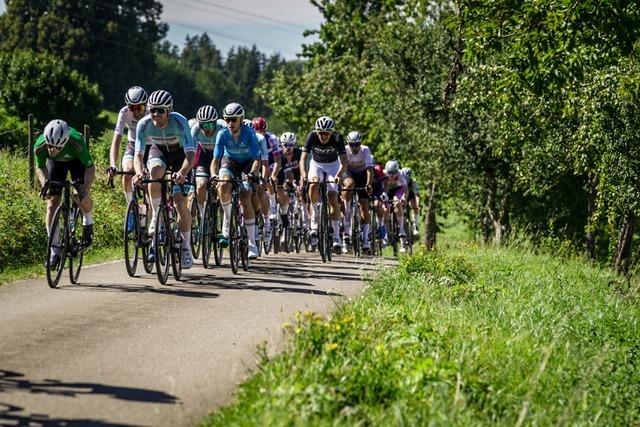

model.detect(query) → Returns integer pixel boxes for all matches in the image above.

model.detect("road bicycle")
[201,180,223,268]
[215,177,249,274]
[41,179,88,288]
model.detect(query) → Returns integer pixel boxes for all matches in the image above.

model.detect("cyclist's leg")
[323,160,343,248]
[276,182,289,228]
[307,160,321,238]
[147,145,168,233]
[267,163,278,219]
[72,159,95,245]
[257,182,271,241]
[121,142,136,203]
[217,158,235,245]
[45,159,66,259]
[194,145,211,216]
[341,173,355,241]
[239,161,259,258]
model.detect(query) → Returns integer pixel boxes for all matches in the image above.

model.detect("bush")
[0,106,27,150]
[0,50,107,133]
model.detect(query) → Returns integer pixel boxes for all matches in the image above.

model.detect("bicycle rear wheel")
[352,199,360,257]
[202,202,213,268]
[46,205,68,288]
[154,206,171,284]
[124,201,139,277]
[190,202,201,259]
[240,226,249,271]
[214,202,223,265]
[171,217,182,281]
[68,207,85,284]
[229,202,240,274]
[391,213,399,257]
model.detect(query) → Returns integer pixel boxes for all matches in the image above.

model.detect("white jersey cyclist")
[346,144,374,173]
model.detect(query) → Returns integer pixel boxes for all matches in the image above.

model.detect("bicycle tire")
[190,202,202,259]
[273,218,280,254]
[68,207,84,284]
[154,206,170,284]
[255,214,263,257]
[352,196,360,257]
[213,202,223,266]
[229,200,239,274]
[240,226,249,271]
[46,205,68,288]
[391,212,399,257]
[170,215,182,281]
[124,201,139,277]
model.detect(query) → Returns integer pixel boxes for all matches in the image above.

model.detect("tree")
[0,0,167,108]
[0,50,104,131]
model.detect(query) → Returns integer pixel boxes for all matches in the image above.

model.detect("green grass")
[202,238,640,426]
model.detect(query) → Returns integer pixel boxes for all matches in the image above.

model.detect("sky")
[0,0,324,60]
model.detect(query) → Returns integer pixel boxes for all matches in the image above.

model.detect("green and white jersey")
[34,127,94,168]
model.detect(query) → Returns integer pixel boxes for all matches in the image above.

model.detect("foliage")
[0,106,27,150]
[0,0,167,108]
[203,244,640,425]
[0,50,105,132]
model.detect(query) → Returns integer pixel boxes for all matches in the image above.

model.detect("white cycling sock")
[269,194,277,214]
[82,212,94,226]
[151,197,161,223]
[246,219,256,245]
[222,202,232,236]
[302,203,309,224]
[125,191,133,204]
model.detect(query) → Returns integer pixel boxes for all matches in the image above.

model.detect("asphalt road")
[0,250,388,427]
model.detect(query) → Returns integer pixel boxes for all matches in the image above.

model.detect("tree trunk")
[484,170,511,246]
[614,212,635,275]
[585,172,598,260]
[423,181,437,250]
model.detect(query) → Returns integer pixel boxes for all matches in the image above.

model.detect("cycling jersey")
[386,170,407,190]
[303,131,346,163]
[34,127,94,168]
[264,131,282,164]
[135,112,195,155]
[214,124,260,163]
[190,119,225,151]
[346,144,373,173]
[256,132,269,162]
[373,164,387,183]
[114,106,148,143]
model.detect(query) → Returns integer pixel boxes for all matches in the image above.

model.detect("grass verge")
[202,241,640,426]
[0,245,123,285]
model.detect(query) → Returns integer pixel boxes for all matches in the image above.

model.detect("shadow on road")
[1,401,144,427]
[0,370,178,404]
[58,282,220,299]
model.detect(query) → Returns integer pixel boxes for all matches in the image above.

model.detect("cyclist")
[401,167,420,238]
[252,117,283,243]
[107,86,149,218]
[132,90,196,268]
[341,131,374,253]
[300,116,348,252]
[384,159,409,252]
[278,132,308,228]
[191,105,225,218]
[210,102,262,259]
[372,161,388,245]
[35,119,96,266]
[250,117,274,248]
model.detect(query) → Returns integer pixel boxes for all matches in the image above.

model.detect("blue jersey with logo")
[256,132,269,162]
[191,119,225,151]
[135,112,195,154]
[214,124,260,162]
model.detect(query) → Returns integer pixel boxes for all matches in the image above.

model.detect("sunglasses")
[129,104,144,112]
[283,143,295,148]
[224,117,239,123]
[150,108,167,115]
[388,170,399,176]
[317,131,332,137]
[349,142,361,147]
[201,122,215,130]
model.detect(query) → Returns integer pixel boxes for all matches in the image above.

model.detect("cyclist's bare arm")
[177,151,195,178]
[109,133,123,170]
[300,152,308,179]
[211,158,221,177]
[36,167,48,188]
[271,157,282,180]
[337,153,348,179]
[261,159,269,180]
[250,159,261,175]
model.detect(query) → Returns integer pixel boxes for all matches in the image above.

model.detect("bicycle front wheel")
[46,205,68,288]
[171,219,182,281]
[68,207,85,284]
[229,202,240,275]
[124,201,139,277]
[154,207,171,284]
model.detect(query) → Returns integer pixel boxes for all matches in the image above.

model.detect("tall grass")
[203,242,640,426]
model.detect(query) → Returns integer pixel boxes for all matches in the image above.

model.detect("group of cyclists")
[36,85,421,280]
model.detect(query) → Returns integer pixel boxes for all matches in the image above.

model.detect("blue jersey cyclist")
[191,105,225,219]
[133,90,197,268]
[210,102,262,259]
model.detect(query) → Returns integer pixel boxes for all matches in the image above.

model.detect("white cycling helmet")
[125,86,148,105]
[148,90,173,109]
[385,160,400,174]
[314,116,335,132]
[281,132,297,144]
[401,167,412,177]
[346,131,362,144]
[242,118,254,128]
[196,105,218,123]
[223,102,245,118]
[44,119,70,148]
